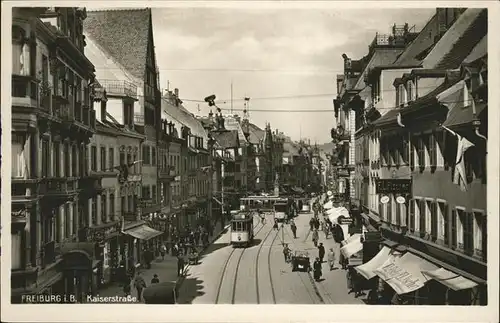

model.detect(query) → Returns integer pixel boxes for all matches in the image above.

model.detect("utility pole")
[230,81,233,114]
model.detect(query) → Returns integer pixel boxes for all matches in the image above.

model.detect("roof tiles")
[213,130,239,149]
[84,9,151,80]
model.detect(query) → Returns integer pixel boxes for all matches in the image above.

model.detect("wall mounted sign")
[380,195,390,204]
[376,179,411,195]
[396,196,406,204]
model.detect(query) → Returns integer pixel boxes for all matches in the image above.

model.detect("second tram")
[230,210,254,247]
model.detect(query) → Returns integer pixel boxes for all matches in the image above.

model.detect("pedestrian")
[318,243,325,263]
[160,244,167,260]
[133,273,146,302]
[311,229,319,247]
[327,248,336,270]
[332,223,345,268]
[283,244,291,262]
[194,229,200,246]
[273,219,279,230]
[313,257,322,281]
[314,218,320,230]
[202,231,209,247]
[290,221,297,239]
[309,217,315,231]
[151,274,160,284]
[177,252,185,277]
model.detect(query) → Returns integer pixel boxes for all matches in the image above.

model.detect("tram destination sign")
[376,179,412,195]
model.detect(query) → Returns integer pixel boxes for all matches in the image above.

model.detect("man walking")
[311,229,319,247]
[177,252,185,277]
[327,248,336,270]
[290,220,297,239]
[318,242,325,263]
[133,273,146,302]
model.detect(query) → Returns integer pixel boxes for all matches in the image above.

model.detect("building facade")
[11,7,102,302]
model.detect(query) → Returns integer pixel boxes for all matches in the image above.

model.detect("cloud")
[152,7,435,142]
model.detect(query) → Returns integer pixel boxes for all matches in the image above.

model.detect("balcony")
[127,174,142,182]
[12,75,38,108]
[39,178,79,200]
[159,168,176,180]
[122,211,137,222]
[79,174,103,198]
[99,79,138,100]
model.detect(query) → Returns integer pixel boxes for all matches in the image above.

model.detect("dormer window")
[398,84,406,107]
[407,80,414,102]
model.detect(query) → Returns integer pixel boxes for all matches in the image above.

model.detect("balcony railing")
[39,178,79,196]
[134,114,144,125]
[99,79,138,99]
[122,211,136,222]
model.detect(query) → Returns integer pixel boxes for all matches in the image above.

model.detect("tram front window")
[274,204,287,212]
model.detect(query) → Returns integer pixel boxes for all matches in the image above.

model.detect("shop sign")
[376,179,412,195]
[380,195,390,204]
[338,217,353,225]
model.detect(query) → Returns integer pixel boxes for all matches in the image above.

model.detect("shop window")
[100,146,106,172]
[91,145,97,171]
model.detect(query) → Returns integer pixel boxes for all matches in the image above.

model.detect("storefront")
[85,221,121,286]
[60,242,101,303]
[122,222,163,266]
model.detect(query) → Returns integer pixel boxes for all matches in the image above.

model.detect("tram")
[230,210,254,247]
[273,200,289,222]
[240,196,288,212]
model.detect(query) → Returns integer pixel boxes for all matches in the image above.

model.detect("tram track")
[255,222,281,304]
[214,213,267,304]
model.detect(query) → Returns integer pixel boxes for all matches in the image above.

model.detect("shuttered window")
[417,136,425,168]
[429,133,437,167]
[462,211,474,255]
[409,136,416,168]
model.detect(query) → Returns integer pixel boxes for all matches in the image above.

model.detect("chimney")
[174,88,179,98]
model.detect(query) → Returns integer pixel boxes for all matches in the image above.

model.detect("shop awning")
[340,234,363,258]
[292,186,305,194]
[373,252,439,295]
[123,224,163,241]
[422,268,478,291]
[326,207,350,223]
[356,246,400,280]
[323,201,333,210]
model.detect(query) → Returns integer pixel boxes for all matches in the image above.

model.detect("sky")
[151,7,435,143]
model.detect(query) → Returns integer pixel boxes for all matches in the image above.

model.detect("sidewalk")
[97,220,230,303]
[287,212,364,304]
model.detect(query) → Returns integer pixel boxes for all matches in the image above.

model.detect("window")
[12,133,26,178]
[437,201,449,244]
[398,84,405,106]
[133,152,138,174]
[65,203,71,238]
[52,142,60,177]
[409,136,416,169]
[109,193,115,220]
[100,146,106,171]
[395,198,401,226]
[121,196,126,213]
[417,136,425,168]
[11,232,22,269]
[429,134,437,167]
[128,194,134,212]
[91,146,97,171]
[91,198,97,226]
[101,194,107,223]
[64,143,70,177]
[142,145,150,165]
[430,201,438,241]
[109,148,114,170]
[119,150,125,166]
[152,147,156,166]
[401,136,409,165]
[407,81,413,102]
[152,185,157,203]
[408,199,416,232]
[387,197,393,224]
[451,209,458,248]
[71,146,77,176]
[481,216,487,261]
[461,211,474,255]
[418,199,426,234]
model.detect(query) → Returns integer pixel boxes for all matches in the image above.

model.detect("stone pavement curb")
[175,223,231,291]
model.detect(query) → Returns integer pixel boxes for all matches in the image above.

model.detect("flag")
[445,129,475,192]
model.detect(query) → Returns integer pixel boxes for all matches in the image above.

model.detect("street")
[176,211,364,304]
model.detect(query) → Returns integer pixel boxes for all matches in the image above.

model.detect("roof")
[462,35,487,64]
[84,9,151,80]
[443,102,487,128]
[393,13,440,66]
[247,123,265,144]
[423,9,487,70]
[162,100,208,142]
[354,49,404,90]
[224,116,248,144]
[212,130,239,149]
[373,109,400,126]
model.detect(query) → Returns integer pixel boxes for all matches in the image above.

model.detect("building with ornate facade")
[11,7,102,302]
